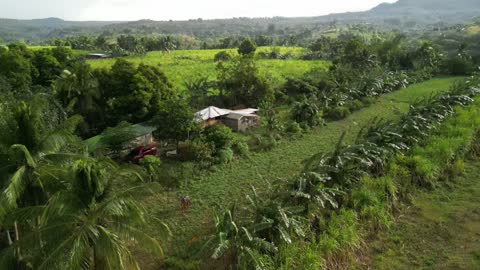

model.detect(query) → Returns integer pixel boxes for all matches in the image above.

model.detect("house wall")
[238,117,259,132]
[223,118,240,132]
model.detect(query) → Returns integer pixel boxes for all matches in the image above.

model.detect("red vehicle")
[127,146,158,163]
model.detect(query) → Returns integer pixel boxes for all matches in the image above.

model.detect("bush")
[251,134,278,152]
[203,125,234,154]
[177,140,213,162]
[139,155,162,181]
[323,106,351,121]
[284,121,303,135]
[360,97,377,106]
[442,57,475,76]
[238,38,257,56]
[232,139,250,157]
[345,99,365,112]
[214,51,232,62]
[216,147,234,164]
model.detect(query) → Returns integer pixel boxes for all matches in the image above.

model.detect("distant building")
[87,53,111,60]
[194,106,260,132]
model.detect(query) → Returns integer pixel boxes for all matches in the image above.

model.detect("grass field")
[134,77,463,268]
[367,160,480,270]
[85,47,329,91]
[467,25,480,35]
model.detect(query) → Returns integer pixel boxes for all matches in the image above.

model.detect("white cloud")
[0,0,398,21]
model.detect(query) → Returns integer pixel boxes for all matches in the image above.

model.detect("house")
[87,53,111,60]
[194,106,260,133]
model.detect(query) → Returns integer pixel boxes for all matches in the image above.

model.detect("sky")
[0,0,398,21]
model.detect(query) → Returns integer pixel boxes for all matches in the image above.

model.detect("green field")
[86,47,329,91]
[134,77,463,268]
[467,25,480,35]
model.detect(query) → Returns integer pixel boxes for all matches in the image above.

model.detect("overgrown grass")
[133,77,462,269]
[85,47,329,91]
[368,160,480,270]
[359,99,480,269]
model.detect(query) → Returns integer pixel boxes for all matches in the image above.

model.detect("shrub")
[360,97,377,106]
[203,124,234,154]
[216,148,234,164]
[323,106,351,121]
[232,139,250,157]
[238,38,257,56]
[214,51,232,62]
[442,57,475,76]
[284,121,303,135]
[139,155,162,181]
[345,100,365,112]
[251,134,278,152]
[177,140,213,162]
[291,97,322,127]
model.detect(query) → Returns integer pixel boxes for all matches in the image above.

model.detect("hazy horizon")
[0,0,398,21]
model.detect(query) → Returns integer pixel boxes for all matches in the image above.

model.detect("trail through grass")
[366,160,480,270]
[136,77,462,268]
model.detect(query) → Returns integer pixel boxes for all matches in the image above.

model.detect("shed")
[223,113,260,132]
[84,123,157,152]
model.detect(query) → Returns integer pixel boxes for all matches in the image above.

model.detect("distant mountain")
[0,0,479,43]
[372,0,480,13]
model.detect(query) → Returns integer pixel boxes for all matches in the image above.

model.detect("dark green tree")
[238,38,257,56]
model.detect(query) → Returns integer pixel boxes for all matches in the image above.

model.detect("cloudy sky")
[0,0,398,21]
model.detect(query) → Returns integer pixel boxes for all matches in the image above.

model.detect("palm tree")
[52,62,103,136]
[208,206,276,269]
[2,157,169,270]
[246,186,306,245]
[0,95,81,267]
[0,96,81,216]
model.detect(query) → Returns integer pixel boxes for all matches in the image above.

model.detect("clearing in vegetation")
[138,77,463,265]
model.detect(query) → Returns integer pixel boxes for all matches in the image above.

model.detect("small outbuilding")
[85,123,157,152]
[223,111,260,132]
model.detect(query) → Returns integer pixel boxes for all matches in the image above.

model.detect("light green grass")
[134,77,463,269]
[467,25,480,35]
[85,47,329,91]
[368,160,480,270]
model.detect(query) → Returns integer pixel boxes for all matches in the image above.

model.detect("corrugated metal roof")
[226,113,258,120]
[194,106,231,122]
[233,108,259,114]
[84,123,156,151]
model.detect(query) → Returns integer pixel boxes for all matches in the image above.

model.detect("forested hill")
[1,0,479,43]
[372,0,480,13]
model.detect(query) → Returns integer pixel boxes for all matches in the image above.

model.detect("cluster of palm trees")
[0,95,166,269]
